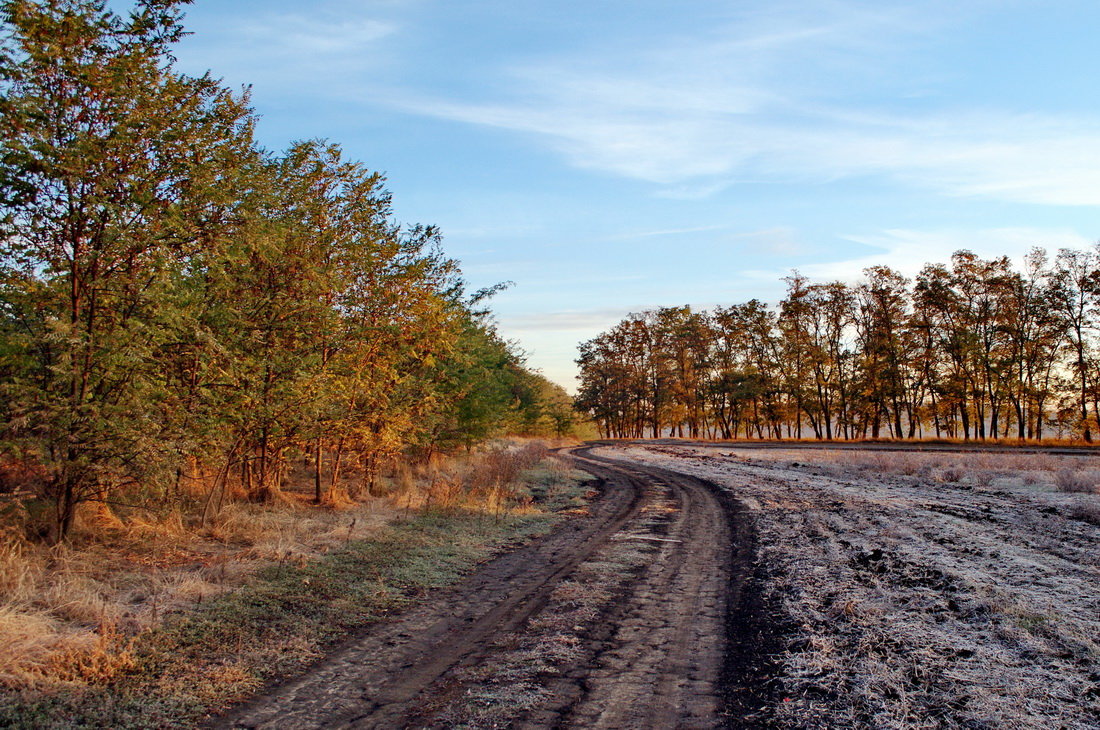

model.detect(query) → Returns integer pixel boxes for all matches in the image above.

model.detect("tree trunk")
[314,436,324,504]
[329,438,345,496]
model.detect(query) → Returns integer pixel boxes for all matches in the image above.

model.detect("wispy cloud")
[606,224,731,240]
[392,1,1100,206]
[503,308,637,332]
[176,10,399,87]
[408,91,1100,206]
[794,227,1094,283]
[730,227,805,255]
[239,16,396,55]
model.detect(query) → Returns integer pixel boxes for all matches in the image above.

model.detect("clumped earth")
[614,443,1100,729]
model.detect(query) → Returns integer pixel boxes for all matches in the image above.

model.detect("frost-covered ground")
[598,444,1100,730]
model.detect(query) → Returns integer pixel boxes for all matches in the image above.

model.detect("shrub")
[1054,469,1099,494]
[1067,500,1100,526]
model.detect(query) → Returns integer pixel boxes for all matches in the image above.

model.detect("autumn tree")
[575,248,1100,444]
[855,266,913,437]
[0,1,576,540]
[1051,247,1100,441]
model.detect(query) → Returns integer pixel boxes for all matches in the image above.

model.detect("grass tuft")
[1054,469,1099,494]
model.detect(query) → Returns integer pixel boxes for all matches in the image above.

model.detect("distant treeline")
[576,248,1100,442]
[0,1,573,541]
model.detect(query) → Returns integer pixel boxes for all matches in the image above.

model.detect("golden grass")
[0,607,74,687]
[44,627,138,685]
[0,439,572,691]
[0,535,39,604]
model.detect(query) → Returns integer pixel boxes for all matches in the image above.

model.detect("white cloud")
[785,113,1100,207]
[392,2,1100,206]
[730,227,805,256]
[175,10,399,87]
[605,224,731,239]
[800,227,1094,282]
[408,87,1100,206]
[503,308,636,332]
[240,16,396,55]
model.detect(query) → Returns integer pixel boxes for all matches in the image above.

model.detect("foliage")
[0,0,573,540]
[577,247,1100,441]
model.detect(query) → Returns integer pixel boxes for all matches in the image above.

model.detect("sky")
[157,0,1099,390]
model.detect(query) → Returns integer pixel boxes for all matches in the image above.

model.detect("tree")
[0,0,254,539]
[855,266,913,438]
[1052,247,1100,441]
[575,247,1100,444]
[778,273,814,437]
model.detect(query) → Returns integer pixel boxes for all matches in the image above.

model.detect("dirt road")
[215,447,765,729]
[216,441,1099,729]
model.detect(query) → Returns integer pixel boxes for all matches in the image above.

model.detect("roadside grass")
[0,446,591,729]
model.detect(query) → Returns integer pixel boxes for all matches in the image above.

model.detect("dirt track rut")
[537,449,758,730]
[215,448,758,729]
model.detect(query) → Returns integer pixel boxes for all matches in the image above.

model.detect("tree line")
[0,0,573,541]
[576,248,1100,443]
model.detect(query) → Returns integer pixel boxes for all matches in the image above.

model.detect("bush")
[1067,500,1100,526]
[1054,469,1099,494]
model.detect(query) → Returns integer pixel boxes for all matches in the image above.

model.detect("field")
[2,440,1097,728]
[612,442,1100,728]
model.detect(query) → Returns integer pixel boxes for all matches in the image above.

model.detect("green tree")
[0,0,254,539]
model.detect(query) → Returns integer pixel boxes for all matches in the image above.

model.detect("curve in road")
[214,446,768,729]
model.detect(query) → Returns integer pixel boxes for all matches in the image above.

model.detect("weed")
[969,470,998,487]
[936,467,964,483]
[1054,469,1099,494]
[1067,500,1100,526]
[46,625,137,684]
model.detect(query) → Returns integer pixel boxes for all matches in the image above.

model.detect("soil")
[616,442,1100,729]
[211,441,1100,729]
[212,446,766,729]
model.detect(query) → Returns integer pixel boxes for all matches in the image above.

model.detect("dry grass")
[1054,469,1100,494]
[0,439,580,697]
[1068,499,1100,526]
[702,444,1100,498]
[389,441,555,514]
[0,607,77,687]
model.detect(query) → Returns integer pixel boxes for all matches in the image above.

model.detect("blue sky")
[162,0,1098,389]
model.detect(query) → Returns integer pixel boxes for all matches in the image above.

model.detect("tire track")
[215,447,765,729]
[215,465,643,729]
[550,448,760,730]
